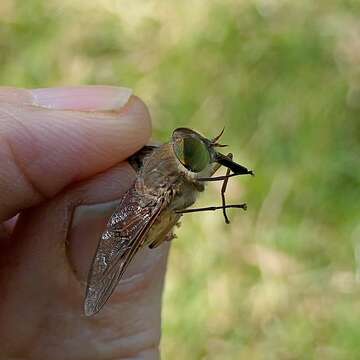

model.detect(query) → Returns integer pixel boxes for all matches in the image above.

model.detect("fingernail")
[30,86,132,111]
[68,200,120,281]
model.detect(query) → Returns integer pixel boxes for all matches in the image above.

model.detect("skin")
[0,86,167,360]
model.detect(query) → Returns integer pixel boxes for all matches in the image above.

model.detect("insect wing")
[84,186,165,316]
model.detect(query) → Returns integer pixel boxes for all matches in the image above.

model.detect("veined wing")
[84,186,166,316]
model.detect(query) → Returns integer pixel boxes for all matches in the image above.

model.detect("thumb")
[0,162,168,359]
[0,86,151,222]
[0,87,166,359]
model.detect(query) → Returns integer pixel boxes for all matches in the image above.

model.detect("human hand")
[0,86,169,359]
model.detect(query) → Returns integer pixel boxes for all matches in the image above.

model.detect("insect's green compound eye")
[174,136,211,173]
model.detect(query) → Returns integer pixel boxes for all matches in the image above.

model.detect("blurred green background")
[1,0,360,358]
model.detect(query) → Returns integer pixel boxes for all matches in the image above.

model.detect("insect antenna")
[211,127,225,144]
[212,143,228,148]
[210,127,228,148]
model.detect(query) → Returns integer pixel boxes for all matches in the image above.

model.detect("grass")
[1,0,360,358]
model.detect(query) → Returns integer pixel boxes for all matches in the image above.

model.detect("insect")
[84,127,253,316]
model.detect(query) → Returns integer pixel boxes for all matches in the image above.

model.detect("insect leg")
[175,204,247,214]
[221,153,232,224]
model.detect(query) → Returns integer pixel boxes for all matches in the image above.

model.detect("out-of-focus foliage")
[1,0,360,358]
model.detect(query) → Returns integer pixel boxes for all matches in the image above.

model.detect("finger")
[0,162,168,359]
[0,86,151,222]
[0,215,18,244]
[0,224,10,242]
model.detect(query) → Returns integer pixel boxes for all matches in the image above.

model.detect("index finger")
[0,86,151,222]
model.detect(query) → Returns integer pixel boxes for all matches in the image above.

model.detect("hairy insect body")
[84,127,253,316]
[135,143,200,248]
